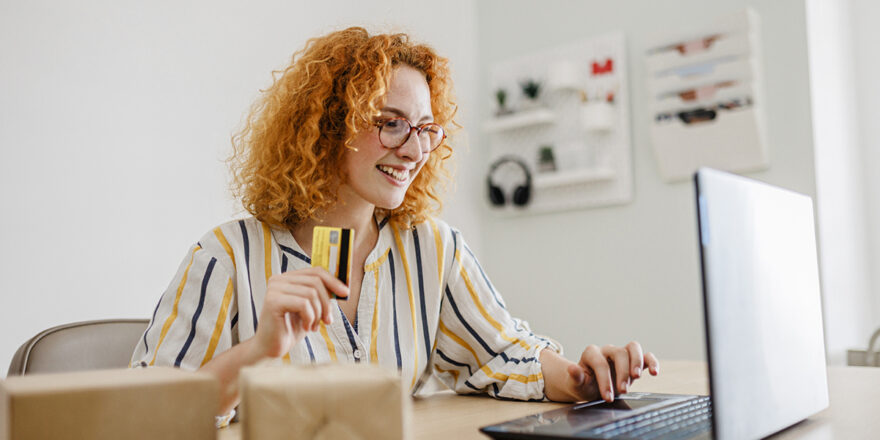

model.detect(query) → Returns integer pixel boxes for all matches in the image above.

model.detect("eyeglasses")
[375,117,446,153]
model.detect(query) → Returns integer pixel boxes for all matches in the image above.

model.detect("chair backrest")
[7,319,150,376]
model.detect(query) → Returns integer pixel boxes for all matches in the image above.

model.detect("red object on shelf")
[592,58,614,75]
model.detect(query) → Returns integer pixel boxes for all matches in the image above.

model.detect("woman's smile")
[376,164,411,183]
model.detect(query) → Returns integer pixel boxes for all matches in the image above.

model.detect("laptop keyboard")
[577,396,712,439]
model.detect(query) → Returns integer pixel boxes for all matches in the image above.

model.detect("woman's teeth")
[377,165,408,182]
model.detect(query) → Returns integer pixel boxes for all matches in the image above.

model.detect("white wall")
[851,0,880,334]
[474,0,821,361]
[0,0,481,375]
[3,0,877,377]
[805,0,877,364]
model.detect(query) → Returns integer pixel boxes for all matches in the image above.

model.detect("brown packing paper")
[0,367,218,440]
[240,364,411,440]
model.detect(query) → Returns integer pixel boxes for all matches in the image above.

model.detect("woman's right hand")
[250,267,350,360]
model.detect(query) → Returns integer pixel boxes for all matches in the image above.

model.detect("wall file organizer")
[484,32,633,215]
[645,9,768,182]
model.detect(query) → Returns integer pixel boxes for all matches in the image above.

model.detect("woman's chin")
[374,195,406,211]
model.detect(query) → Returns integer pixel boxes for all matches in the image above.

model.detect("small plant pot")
[581,101,616,132]
[519,98,543,112]
[537,145,557,173]
[495,106,514,117]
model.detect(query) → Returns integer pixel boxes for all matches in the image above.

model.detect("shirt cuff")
[215,409,236,428]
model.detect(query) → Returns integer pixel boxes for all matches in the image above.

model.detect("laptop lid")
[695,168,829,439]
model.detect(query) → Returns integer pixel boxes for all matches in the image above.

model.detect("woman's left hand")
[541,342,659,402]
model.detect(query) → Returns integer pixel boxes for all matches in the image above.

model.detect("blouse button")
[353,349,362,360]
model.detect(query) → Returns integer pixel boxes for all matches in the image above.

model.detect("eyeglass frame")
[374,117,447,153]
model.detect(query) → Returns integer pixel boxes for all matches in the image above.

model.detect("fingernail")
[621,382,628,393]
[605,390,613,401]
[328,315,334,324]
[634,367,641,377]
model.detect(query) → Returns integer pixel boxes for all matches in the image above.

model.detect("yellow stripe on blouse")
[435,365,460,383]
[367,248,390,364]
[200,278,234,366]
[455,250,532,351]
[213,227,235,268]
[319,322,338,361]
[479,364,543,384]
[149,245,201,366]
[261,223,273,282]
[392,226,420,388]
[428,217,445,285]
[438,319,481,365]
[370,267,382,364]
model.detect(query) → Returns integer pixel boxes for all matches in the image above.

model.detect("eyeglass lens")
[379,118,445,152]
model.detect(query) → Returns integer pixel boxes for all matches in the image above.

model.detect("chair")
[7,319,150,376]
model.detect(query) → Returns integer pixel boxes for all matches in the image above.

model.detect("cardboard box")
[240,364,411,440]
[0,367,218,440]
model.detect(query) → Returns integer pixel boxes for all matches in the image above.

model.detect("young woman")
[131,27,659,419]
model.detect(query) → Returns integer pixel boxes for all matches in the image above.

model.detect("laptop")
[480,168,829,439]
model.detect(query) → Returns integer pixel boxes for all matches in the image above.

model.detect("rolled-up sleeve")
[432,229,562,401]
[131,236,238,371]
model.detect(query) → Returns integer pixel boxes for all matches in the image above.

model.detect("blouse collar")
[269,213,393,271]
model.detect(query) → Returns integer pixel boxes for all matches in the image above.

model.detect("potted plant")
[537,145,557,173]
[519,78,542,110]
[495,88,512,116]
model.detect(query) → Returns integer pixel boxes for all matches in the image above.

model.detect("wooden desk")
[219,360,880,439]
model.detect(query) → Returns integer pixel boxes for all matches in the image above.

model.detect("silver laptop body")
[696,167,828,438]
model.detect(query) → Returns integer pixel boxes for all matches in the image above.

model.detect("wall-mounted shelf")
[483,108,555,133]
[485,32,633,215]
[533,168,615,189]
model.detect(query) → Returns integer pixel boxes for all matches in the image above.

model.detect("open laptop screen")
[695,168,828,439]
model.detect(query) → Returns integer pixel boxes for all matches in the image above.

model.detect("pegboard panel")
[484,32,633,216]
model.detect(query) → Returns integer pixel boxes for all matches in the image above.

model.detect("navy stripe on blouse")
[389,251,402,369]
[444,286,538,365]
[175,257,215,367]
[412,228,432,367]
[445,286,498,357]
[464,242,506,310]
[279,244,310,264]
[436,349,481,392]
[339,307,360,363]
[142,291,164,356]
[239,221,259,332]
[305,337,316,363]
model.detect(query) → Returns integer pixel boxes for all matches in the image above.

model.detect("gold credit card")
[311,226,354,300]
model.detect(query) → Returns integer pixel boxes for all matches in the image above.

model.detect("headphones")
[486,155,532,207]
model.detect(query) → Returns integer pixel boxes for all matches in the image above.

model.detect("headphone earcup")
[512,184,531,206]
[488,184,505,206]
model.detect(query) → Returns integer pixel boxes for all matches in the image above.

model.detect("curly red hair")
[229,27,457,229]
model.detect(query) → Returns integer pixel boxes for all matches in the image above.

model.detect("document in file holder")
[645,8,768,182]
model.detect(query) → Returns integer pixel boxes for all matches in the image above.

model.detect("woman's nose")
[395,132,425,162]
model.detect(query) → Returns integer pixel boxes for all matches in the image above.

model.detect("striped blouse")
[131,215,561,400]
